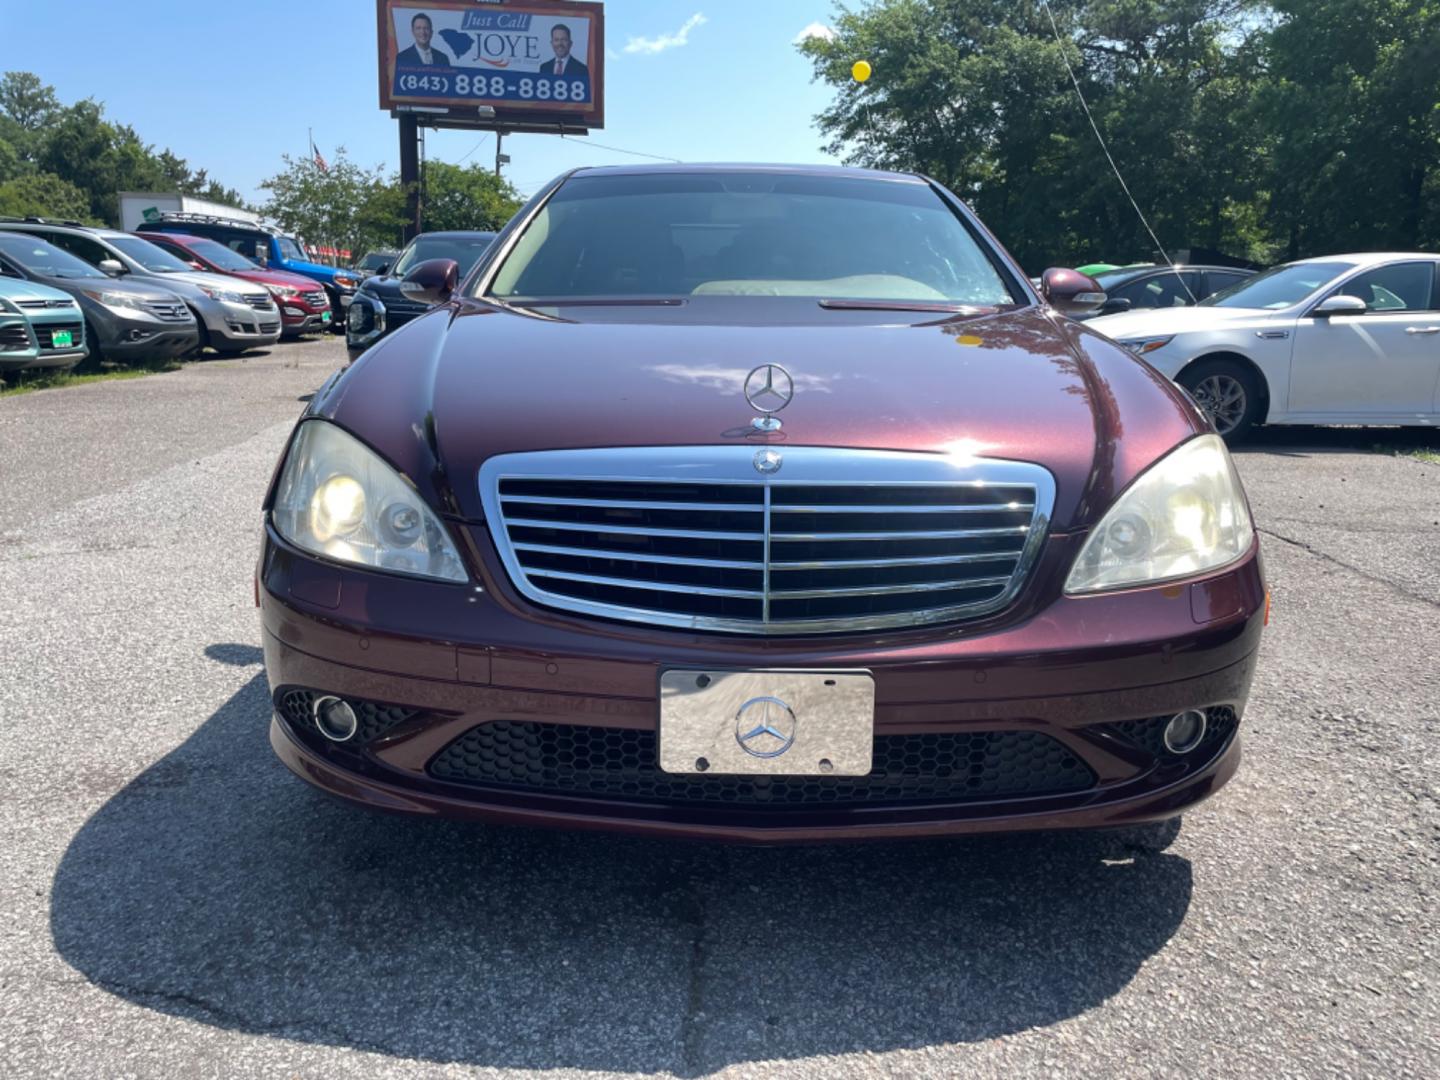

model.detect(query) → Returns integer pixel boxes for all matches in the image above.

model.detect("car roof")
[565,162,927,184]
[1289,252,1440,268]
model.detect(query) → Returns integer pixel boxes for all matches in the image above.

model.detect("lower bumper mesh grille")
[276,688,418,745]
[428,721,1095,807]
[1105,706,1238,760]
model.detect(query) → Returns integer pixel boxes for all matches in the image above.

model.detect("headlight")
[1065,434,1253,594]
[81,289,145,311]
[1118,336,1174,355]
[197,285,244,303]
[265,283,298,298]
[333,275,359,291]
[272,421,467,582]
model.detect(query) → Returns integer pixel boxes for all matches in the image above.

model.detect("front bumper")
[345,292,386,353]
[258,524,1266,842]
[200,298,283,350]
[91,307,199,360]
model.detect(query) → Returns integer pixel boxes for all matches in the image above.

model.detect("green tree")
[0,171,93,221]
[1259,0,1440,258]
[420,161,523,232]
[259,149,401,261]
[800,1,1268,268]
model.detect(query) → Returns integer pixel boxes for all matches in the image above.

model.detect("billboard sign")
[377,0,605,129]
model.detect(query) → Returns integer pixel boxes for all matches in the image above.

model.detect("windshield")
[109,235,194,273]
[0,234,105,279]
[359,252,393,271]
[276,237,306,261]
[1093,267,1156,289]
[486,172,1016,304]
[1201,261,1352,309]
[393,234,496,278]
[186,238,258,272]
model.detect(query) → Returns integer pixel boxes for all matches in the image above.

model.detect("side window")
[1331,263,1435,312]
[1205,271,1249,297]
[1115,271,1200,309]
[46,231,112,267]
[0,257,22,278]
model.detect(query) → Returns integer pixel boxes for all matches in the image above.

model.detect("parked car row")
[0,211,501,380]
[1085,253,1440,440]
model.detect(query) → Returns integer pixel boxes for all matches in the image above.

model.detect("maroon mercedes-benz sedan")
[258,164,1264,843]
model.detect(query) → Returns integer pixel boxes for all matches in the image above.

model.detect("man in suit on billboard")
[396,12,452,68]
[538,23,588,78]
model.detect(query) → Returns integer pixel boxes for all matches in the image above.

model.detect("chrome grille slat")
[770,575,1014,600]
[507,517,765,541]
[770,525,1029,542]
[771,550,1025,571]
[530,568,764,599]
[482,448,1054,635]
[514,542,764,570]
[773,503,1034,515]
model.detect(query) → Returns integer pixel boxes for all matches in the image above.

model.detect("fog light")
[313,695,358,742]
[1163,709,1208,754]
[282,305,304,316]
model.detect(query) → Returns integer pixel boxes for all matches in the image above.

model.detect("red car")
[258,165,1265,844]
[141,232,332,337]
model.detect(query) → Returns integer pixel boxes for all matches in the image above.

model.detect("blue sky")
[0,2,846,204]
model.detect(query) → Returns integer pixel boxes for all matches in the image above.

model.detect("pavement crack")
[672,873,711,1077]
[1257,526,1440,612]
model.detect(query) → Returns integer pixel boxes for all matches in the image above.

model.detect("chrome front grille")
[243,292,272,310]
[481,448,1053,635]
[17,298,75,310]
[143,299,190,322]
[300,290,328,308]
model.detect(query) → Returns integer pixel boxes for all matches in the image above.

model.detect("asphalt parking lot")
[1,337,1437,1079]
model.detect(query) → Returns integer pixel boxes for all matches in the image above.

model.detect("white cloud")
[793,22,836,44]
[624,13,707,55]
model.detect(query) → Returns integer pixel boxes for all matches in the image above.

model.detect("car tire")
[79,319,104,373]
[1178,359,1262,443]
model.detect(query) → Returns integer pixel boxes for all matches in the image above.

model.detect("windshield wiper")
[505,296,686,307]
[818,298,1001,314]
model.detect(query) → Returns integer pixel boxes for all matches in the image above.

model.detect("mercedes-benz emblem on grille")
[744,363,794,432]
[735,696,797,758]
[753,448,782,474]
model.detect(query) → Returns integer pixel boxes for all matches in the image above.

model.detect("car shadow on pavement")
[1232,425,1440,458]
[51,669,1193,1076]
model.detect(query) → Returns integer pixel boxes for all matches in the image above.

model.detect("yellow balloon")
[852,60,872,83]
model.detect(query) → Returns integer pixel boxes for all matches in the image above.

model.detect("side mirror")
[1041,267,1107,316]
[400,258,459,305]
[98,258,126,277]
[1100,297,1133,315]
[375,263,390,277]
[1313,294,1368,318]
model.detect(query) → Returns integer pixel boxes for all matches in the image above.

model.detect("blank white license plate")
[658,668,875,776]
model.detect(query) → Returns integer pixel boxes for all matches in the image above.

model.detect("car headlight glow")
[1118,336,1174,355]
[80,289,146,311]
[1065,434,1253,594]
[272,421,467,582]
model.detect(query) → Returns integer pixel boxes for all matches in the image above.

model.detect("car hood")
[358,274,410,302]
[312,299,1205,530]
[0,277,75,305]
[287,258,356,282]
[1087,304,1280,339]
[146,269,269,298]
[231,268,320,290]
[52,276,191,303]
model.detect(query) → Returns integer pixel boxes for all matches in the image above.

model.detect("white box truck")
[117,192,260,233]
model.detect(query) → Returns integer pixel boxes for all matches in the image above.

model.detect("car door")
[1288,261,1440,418]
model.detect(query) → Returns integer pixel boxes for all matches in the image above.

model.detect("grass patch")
[0,359,183,398]
[1405,447,1440,464]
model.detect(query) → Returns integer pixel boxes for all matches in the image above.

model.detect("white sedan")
[1088,252,1440,439]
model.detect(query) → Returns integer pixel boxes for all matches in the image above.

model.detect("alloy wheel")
[1192,374,1247,436]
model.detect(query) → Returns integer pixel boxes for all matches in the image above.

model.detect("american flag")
[311,139,329,172]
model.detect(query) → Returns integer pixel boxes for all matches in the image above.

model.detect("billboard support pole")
[399,112,421,243]
[494,133,504,179]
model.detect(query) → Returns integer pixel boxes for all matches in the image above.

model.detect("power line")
[1039,0,1195,299]
[559,133,681,163]
[455,133,490,165]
